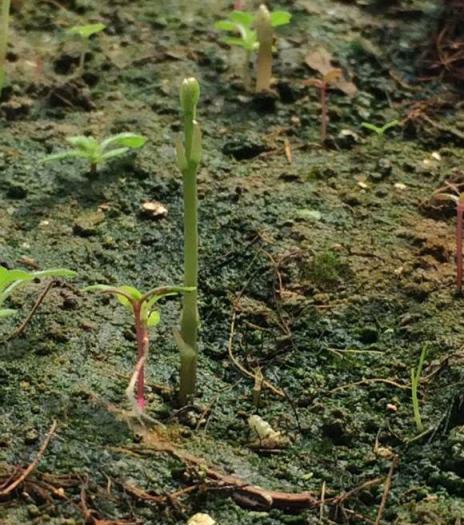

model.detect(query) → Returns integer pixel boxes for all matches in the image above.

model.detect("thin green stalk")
[0,0,11,96]
[177,78,201,405]
[411,345,427,432]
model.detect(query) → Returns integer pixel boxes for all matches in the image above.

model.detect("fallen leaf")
[305,48,357,97]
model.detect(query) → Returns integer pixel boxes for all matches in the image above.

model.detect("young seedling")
[215,6,291,91]
[304,69,342,144]
[432,182,464,293]
[175,78,202,405]
[0,266,76,320]
[43,132,146,174]
[66,23,106,74]
[84,284,194,412]
[410,345,428,432]
[215,11,257,89]
[0,0,11,97]
[255,5,291,93]
[361,119,400,138]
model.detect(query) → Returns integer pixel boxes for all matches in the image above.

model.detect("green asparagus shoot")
[84,284,194,412]
[43,133,146,174]
[175,77,202,406]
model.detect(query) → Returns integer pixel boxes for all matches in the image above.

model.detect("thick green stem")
[0,0,11,96]
[178,78,201,405]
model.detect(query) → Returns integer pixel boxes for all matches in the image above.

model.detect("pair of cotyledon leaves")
[215,10,291,51]
[43,133,146,168]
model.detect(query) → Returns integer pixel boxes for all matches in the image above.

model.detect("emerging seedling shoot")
[43,132,146,174]
[361,119,400,138]
[304,69,343,144]
[0,266,76,320]
[176,78,202,405]
[84,284,193,411]
[67,23,106,75]
[215,5,290,91]
[215,11,257,89]
[0,0,11,97]
[410,345,428,432]
[255,5,291,93]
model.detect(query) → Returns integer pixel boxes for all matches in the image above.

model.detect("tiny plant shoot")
[67,23,106,74]
[433,182,464,293]
[410,345,428,432]
[361,119,400,137]
[175,78,202,405]
[0,266,76,319]
[304,69,342,144]
[84,284,193,411]
[215,6,290,91]
[0,0,11,97]
[215,11,257,89]
[255,5,291,93]
[43,133,146,174]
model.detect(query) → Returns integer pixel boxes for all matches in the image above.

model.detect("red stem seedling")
[432,181,464,293]
[84,284,194,412]
[304,69,342,144]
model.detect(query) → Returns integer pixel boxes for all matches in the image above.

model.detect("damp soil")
[1,0,464,524]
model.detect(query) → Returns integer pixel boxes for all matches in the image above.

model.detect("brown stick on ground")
[7,280,56,340]
[374,456,399,525]
[137,428,319,512]
[0,420,57,496]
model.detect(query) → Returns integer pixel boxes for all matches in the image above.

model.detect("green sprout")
[84,284,194,412]
[410,345,428,432]
[215,7,291,90]
[0,266,76,320]
[0,0,11,97]
[66,22,106,74]
[43,133,147,174]
[361,119,400,138]
[175,78,202,405]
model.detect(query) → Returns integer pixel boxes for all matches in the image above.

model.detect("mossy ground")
[1,0,464,523]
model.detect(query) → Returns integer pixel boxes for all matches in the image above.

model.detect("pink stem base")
[134,304,148,410]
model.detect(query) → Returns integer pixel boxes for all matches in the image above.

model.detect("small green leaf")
[224,36,249,49]
[214,20,237,32]
[33,268,76,279]
[361,122,382,135]
[229,11,254,26]
[100,147,130,161]
[0,268,34,286]
[0,309,16,318]
[67,23,106,39]
[270,11,292,27]
[84,284,141,309]
[115,286,142,307]
[101,133,147,150]
[66,135,98,150]
[42,150,86,163]
[146,310,160,327]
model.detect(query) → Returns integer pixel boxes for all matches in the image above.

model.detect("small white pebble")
[431,151,441,161]
[394,183,407,190]
[187,514,216,525]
